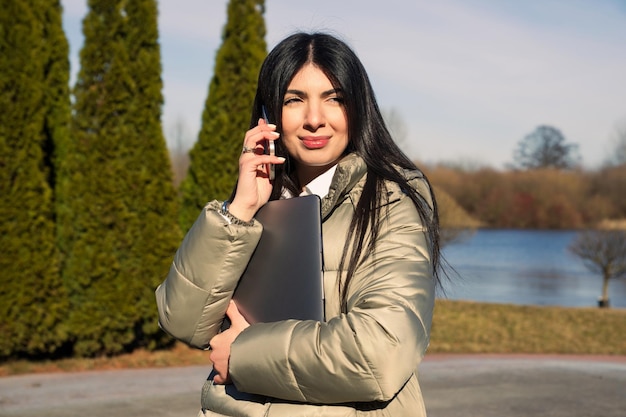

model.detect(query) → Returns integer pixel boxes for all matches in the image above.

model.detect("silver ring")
[242,146,255,154]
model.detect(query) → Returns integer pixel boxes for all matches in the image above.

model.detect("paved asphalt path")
[1,355,625,417]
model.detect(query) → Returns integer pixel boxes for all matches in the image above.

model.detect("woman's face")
[281,64,349,184]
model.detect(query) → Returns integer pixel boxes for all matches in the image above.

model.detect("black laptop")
[224,195,325,327]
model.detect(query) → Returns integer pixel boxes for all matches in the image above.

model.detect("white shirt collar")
[301,165,337,198]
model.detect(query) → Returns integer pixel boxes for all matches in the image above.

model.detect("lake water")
[441,229,626,308]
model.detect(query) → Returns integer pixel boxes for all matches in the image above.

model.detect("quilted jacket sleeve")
[228,193,436,404]
[155,200,263,349]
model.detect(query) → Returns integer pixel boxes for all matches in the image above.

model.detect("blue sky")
[61,0,626,169]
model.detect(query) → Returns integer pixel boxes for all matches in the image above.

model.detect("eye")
[328,95,344,104]
[283,96,302,106]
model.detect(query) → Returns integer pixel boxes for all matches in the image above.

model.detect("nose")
[303,101,325,131]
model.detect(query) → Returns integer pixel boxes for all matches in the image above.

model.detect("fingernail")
[270,131,280,137]
[277,157,286,162]
[267,123,277,129]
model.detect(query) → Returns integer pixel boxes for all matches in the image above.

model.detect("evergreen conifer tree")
[0,0,70,357]
[179,0,267,230]
[62,0,180,356]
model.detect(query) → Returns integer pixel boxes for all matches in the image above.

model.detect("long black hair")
[249,32,442,309]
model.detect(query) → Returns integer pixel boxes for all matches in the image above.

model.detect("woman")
[156,32,442,417]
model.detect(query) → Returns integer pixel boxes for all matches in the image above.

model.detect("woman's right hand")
[227,118,284,222]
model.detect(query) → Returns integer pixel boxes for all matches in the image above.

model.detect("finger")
[212,370,226,385]
[243,122,279,147]
[239,155,285,176]
[226,300,250,329]
[243,131,280,153]
[257,117,277,131]
[245,119,276,140]
[208,341,226,382]
[225,300,242,322]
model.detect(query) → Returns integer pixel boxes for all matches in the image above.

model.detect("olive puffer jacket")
[156,153,436,417]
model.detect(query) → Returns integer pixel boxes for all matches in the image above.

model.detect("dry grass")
[597,218,626,230]
[1,300,625,376]
[0,341,209,377]
[429,300,626,355]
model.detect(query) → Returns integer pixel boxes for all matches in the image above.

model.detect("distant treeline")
[424,164,626,229]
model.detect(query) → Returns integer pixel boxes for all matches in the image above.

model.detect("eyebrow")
[285,88,343,98]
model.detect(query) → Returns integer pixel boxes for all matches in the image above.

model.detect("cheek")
[329,109,348,133]
[281,109,300,133]
[280,133,299,156]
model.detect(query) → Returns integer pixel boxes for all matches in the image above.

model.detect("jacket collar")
[321,153,367,218]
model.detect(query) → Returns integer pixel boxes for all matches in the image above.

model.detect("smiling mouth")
[301,136,330,149]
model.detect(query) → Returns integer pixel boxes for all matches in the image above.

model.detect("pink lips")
[301,136,330,149]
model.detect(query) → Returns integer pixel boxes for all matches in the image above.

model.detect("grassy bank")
[1,300,624,376]
[429,300,626,354]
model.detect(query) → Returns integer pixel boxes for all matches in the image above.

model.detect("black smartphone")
[261,105,275,181]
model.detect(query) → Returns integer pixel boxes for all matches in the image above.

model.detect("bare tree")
[167,117,192,187]
[381,107,409,154]
[604,121,626,167]
[568,230,626,308]
[512,125,581,170]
